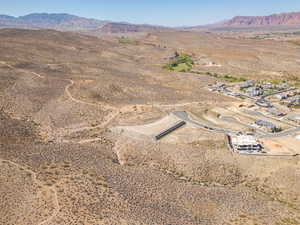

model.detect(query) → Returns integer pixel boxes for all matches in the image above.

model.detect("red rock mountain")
[224,12,300,27]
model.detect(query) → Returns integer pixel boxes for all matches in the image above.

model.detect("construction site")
[112,77,300,157]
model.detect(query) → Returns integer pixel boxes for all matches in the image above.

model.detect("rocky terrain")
[0,28,300,225]
[223,11,300,27]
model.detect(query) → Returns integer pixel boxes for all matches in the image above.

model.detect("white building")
[275,93,288,100]
[231,134,262,152]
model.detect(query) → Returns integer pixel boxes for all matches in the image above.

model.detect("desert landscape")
[1,9,300,225]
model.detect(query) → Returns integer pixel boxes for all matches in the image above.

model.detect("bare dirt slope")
[0,29,299,225]
[143,32,300,80]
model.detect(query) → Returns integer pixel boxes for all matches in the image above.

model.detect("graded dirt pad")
[112,112,224,145]
[261,136,300,155]
[112,113,183,140]
[0,29,300,225]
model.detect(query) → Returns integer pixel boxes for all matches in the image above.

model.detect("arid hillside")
[143,31,300,79]
[0,29,299,225]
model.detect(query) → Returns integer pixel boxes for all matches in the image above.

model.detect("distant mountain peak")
[0,15,16,19]
[0,13,174,33]
[223,11,300,27]
[18,13,82,25]
[0,13,108,31]
[19,13,78,20]
[99,22,174,33]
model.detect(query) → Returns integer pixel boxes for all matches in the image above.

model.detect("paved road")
[173,111,239,135]
[220,116,267,135]
[224,85,300,138]
[174,110,300,139]
[223,87,256,100]
[259,126,300,138]
[261,88,299,99]
[244,109,297,127]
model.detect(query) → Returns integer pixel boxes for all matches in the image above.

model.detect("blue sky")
[1,0,300,26]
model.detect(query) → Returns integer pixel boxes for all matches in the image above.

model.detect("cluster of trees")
[205,72,247,83]
[163,52,194,72]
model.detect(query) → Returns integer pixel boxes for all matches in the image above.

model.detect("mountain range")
[0,13,108,31]
[1,12,300,33]
[0,13,173,33]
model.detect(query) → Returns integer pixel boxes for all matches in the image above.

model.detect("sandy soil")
[0,29,300,225]
[261,136,300,155]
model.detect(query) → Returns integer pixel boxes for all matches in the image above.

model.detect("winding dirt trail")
[1,61,119,140]
[63,78,121,136]
[0,61,14,70]
[64,79,115,111]
[1,61,203,144]
[0,159,60,225]
[0,61,45,79]
[0,61,113,110]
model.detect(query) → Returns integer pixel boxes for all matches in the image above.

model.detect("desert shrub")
[286,76,300,87]
[269,79,281,85]
[288,41,300,47]
[203,72,247,82]
[119,39,138,44]
[221,75,247,82]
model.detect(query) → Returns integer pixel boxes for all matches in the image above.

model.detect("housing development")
[208,79,300,155]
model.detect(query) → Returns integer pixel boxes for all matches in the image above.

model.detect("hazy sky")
[1,0,300,26]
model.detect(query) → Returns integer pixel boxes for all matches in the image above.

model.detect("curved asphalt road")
[173,111,239,135]
[220,116,267,135]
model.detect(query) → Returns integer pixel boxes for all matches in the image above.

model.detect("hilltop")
[223,11,300,27]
